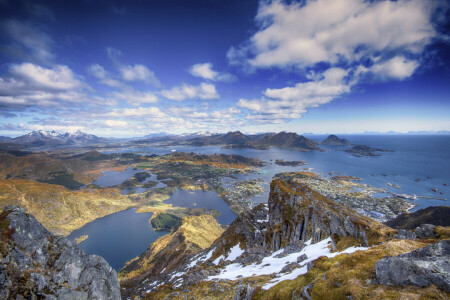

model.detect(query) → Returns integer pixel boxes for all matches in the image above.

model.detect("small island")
[321,134,351,146]
[75,235,88,244]
[345,145,387,157]
[274,159,307,166]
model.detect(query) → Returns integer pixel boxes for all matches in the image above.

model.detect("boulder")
[375,240,450,291]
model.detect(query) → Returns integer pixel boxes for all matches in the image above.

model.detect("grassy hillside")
[0,179,135,235]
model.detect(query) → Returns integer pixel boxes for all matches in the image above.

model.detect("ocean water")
[105,135,450,211]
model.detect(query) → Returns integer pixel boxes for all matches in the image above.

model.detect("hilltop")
[321,134,351,145]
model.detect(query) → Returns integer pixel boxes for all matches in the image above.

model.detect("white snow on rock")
[208,238,368,290]
[213,243,244,265]
[188,248,215,268]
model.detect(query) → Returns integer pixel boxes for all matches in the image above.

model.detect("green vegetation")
[150,213,182,230]
[37,171,84,190]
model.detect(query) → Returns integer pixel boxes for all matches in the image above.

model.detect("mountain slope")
[0,179,133,235]
[255,132,320,151]
[123,178,399,298]
[119,215,224,296]
[321,134,351,145]
[385,206,450,229]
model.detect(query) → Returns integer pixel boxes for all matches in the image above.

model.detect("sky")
[0,0,449,137]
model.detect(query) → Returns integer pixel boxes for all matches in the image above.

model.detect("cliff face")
[0,206,120,299]
[265,179,384,251]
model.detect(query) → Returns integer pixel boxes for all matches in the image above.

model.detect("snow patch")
[208,238,368,290]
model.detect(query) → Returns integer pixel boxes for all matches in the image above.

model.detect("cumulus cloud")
[364,56,420,80]
[238,68,351,123]
[189,62,236,82]
[10,63,82,90]
[230,0,435,70]
[119,64,161,87]
[231,0,440,123]
[1,19,54,64]
[161,82,219,101]
[0,63,115,113]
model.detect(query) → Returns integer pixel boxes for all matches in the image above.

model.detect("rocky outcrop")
[0,206,120,299]
[375,240,450,291]
[265,180,382,251]
[393,224,439,240]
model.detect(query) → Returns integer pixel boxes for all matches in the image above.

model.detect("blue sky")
[0,0,449,137]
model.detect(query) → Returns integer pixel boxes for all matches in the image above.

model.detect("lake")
[67,208,169,271]
[164,189,236,225]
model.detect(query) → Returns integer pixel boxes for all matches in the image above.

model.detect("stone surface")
[234,284,254,300]
[375,240,450,291]
[0,206,121,299]
[394,229,416,240]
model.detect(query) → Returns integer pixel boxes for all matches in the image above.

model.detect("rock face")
[0,206,121,299]
[265,180,379,251]
[375,240,450,291]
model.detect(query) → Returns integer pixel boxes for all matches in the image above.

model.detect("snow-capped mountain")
[11,130,105,147]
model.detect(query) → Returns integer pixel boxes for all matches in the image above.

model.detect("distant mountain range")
[8,130,106,148]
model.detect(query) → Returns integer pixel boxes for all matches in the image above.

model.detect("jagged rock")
[0,206,121,299]
[266,180,375,251]
[274,244,304,258]
[281,262,299,273]
[297,254,308,263]
[394,229,416,240]
[233,284,254,300]
[415,224,438,239]
[375,240,450,291]
[300,283,314,300]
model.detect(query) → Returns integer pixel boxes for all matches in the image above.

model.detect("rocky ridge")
[0,206,120,299]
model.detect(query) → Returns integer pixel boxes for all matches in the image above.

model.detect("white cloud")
[10,63,82,90]
[104,120,128,127]
[161,82,219,101]
[189,62,236,82]
[230,0,436,69]
[230,0,440,124]
[119,64,161,87]
[113,90,159,106]
[189,63,218,80]
[366,56,419,80]
[87,64,107,79]
[99,107,167,118]
[2,19,54,64]
[238,68,351,123]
